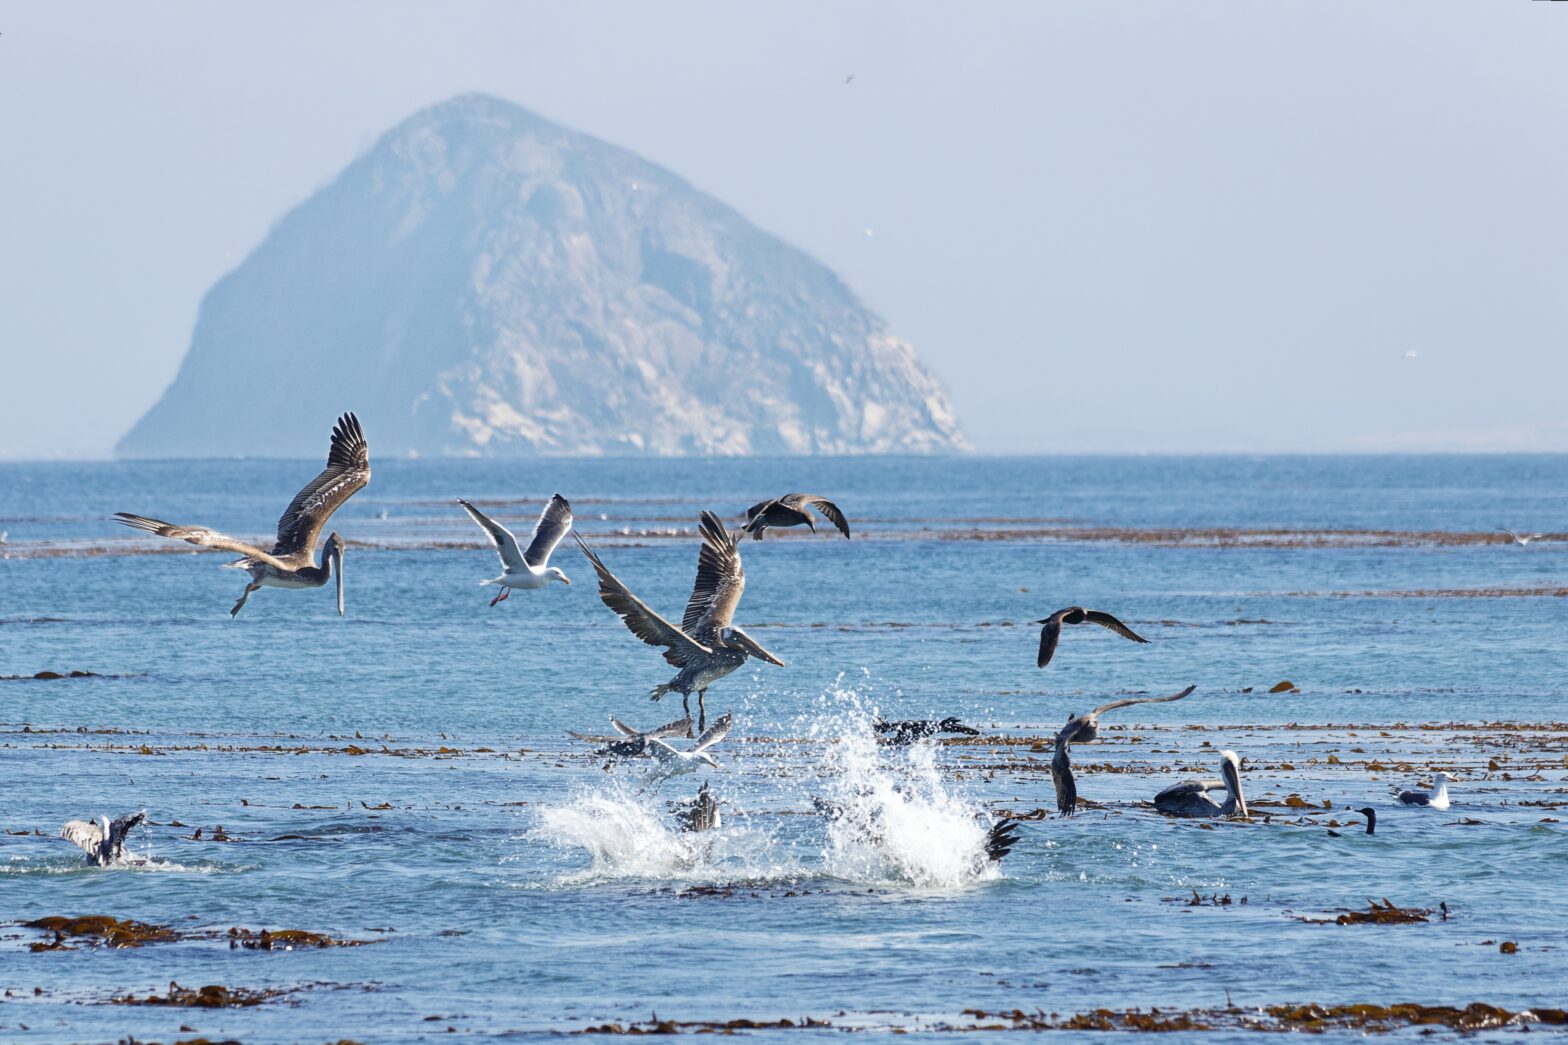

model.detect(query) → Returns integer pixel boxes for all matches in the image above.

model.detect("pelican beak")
[332,544,346,616]
[732,629,785,667]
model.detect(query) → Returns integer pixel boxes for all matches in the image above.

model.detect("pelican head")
[720,626,785,667]
[326,532,347,615]
[548,566,571,586]
[1220,749,1247,818]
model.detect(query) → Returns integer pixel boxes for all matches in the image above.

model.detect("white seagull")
[457,495,573,606]
[61,811,146,866]
[1398,773,1450,810]
[643,712,733,783]
[1499,528,1546,547]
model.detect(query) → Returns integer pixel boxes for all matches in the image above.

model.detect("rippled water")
[2,456,1566,1042]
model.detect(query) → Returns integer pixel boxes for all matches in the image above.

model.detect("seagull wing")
[794,495,851,538]
[60,819,104,856]
[113,514,287,570]
[683,512,746,640]
[522,494,573,568]
[1083,684,1197,720]
[609,717,641,738]
[574,534,711,668]
[1083,609,1150,644]
[1051,731,1078,815]
[693,711,733,753]
[272,413,371,557]
[743,499,775,523]
[566,730,620,743]
[648,716,694,739]
[458,499,526,571]
[1037,615,1064,668]
[108,811,146,849]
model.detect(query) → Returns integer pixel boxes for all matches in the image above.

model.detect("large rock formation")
[118,94,967,458]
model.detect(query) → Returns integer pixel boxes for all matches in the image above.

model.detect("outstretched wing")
[60,819,103,856]
[693,711,733,753]
[1085,684,1197,720]
[794,495,850,539]
[648,716,693,739]
[108,811,146,849]
[522,494,573,568]
[683,512,746,640]
[1036,616,1063,668]
[743,499,775,523]
[574,534,711,668]
[273,413,370,557]
[458,499,525,571]
[113,514,286,569]
[567,729,620,744]
[1051,730,1078,815]
[609,717,642,738]
[1083,609,1149,644]
[985,820,1021,861]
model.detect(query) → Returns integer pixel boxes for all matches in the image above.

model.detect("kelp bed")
[16,915,373,952]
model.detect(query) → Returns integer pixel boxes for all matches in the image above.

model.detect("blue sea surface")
[1,455,1566,1042]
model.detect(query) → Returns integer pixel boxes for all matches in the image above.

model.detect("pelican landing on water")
[742,493,851,540]
[575,512,784,731]
[1051,686,1197,815]
[457,495,572,605]
[61,811,146,866]
[115,413,369,617]
[1154,750,1248,819]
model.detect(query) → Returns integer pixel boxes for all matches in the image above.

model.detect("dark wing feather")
[457,499,525,571]
[798,495,850,538]
[113,513,286,569]
[693,711,733,752]
[744,499,774,523]
[574,534,711,668]
[273,413,370,557]
[1085,684,1197,720]
[1083,609,1150,644]
[1037,616,1063,668]
[1051,730,1078,815]
[985,820,1021,861]
[683,512,746,640]
[108,811,146,849]
[522,494,573,568]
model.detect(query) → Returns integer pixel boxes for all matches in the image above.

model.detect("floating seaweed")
[1298,899,1433,926]
[228,927,374,950]
[111,981,288,1008]
[23,915,179,949]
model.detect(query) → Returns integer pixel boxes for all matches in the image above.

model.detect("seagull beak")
[560,574,572,586]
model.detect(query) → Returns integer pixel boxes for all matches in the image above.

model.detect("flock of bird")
[58,412,1456,865]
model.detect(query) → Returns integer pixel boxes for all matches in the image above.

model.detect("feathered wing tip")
[327,412,368,468]
[985,820,1021,862]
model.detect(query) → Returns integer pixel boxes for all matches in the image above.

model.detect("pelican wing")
[682,512,747,639]
[693,711,733,753]
[1083,609,1150,644]
[60,819,103,855]
[1051,732,1078,815]
[113,514,287,570]
[574,534,712,668]
[788,494,850,538]
[522,494,573,568]
[1084,684,1197,720]
[1036,616,1064,668]
[273,413,370,557]
[458,499,525,571]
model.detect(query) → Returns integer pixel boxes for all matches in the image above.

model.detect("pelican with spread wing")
[61,811,147,866]
[457,494,572,605]
[575,511,784,731]
[115,413,369,617]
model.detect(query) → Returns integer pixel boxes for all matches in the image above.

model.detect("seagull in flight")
[457,494,573,605]
[61,811,146,866]
[1035,607,1149,668]
[843,73,855,85]
[643,712,733,783]
[1499,528,1546,547]
[567,713,694,754]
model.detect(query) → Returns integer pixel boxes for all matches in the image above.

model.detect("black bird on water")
[1327,807,1377,837]
[874,717,981,745]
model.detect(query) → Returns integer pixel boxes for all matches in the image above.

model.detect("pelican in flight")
[115,413,369,617]
[645,712,733,783]
[874,717,980,745]
[1035,607,1148,668]
[575,512,784,731]
[1499,528,1546,547]
[1398,773,1450,810]
[742,494,851,541]
[457,495,572,605]
[1154,750,1248,819]
[567,714,693,755]
[1051,686,1197,815]
[61,811,146,866]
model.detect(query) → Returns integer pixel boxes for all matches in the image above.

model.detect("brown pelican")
[1499,528,1546,547]
[1153,750,1248,819]
[645,712,733,782]
[874,717,980,745]
[1328,807,1377,837]
[1398,773,1450,809]
[673,782,722,832]
[1035,607,1148,668]
[61,811,146,866]
[456,495,572,606]
[575,512,784,731]
[115,413,369,617]
[567,714,692,757]
[1050,686,1197,815]
[742,494,850,541]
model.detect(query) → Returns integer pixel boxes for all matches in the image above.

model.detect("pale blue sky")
[2,2,1565,457]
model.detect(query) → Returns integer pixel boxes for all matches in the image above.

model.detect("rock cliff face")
[118,94,967,458]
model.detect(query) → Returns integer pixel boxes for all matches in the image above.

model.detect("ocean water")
[1,455,1566,1042]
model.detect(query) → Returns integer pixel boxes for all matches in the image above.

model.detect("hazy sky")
[2,2,1565,457]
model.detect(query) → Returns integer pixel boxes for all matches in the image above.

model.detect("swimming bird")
[567,714,693,756]
[115,413,369,617]
[1499,528,1546,547]
[1035,607,1148,668]
[1398,773,1450,810]
[1328,807,1377,838]
[1050,686,1198,815]
[457,495,572,605]
[673,781,722,832]
[1153,750,1247,819]
[61,811,146,866]
[874,717,981,745]
[742,494,850,541]
[644,712,733,783]
[575,512,784,731]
